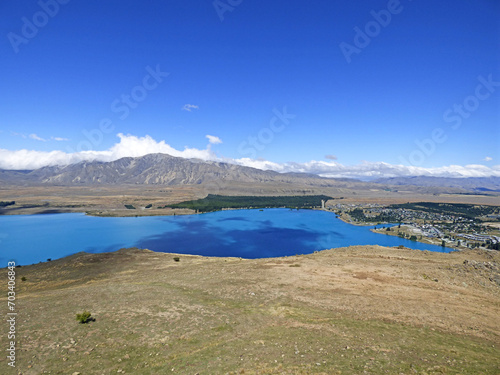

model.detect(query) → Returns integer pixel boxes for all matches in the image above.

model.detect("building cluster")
[328,202,500,249]
[459,233,500,244]
[406,223,499,245]
[330,203,456,223]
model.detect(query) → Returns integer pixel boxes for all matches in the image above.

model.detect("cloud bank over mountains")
[0,133,498,179]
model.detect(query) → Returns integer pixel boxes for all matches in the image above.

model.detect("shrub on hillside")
[76,311,93,324]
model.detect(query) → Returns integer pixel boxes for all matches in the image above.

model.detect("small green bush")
[21,276,26,282]
[173,257,180,262]
[124,204,136,209]
[76,311,93,324]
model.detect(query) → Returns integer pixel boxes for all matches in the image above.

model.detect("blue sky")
[0,0,499,178]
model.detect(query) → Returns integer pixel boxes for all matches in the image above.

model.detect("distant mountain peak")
[374,176,500,192]
[0,153,322,187]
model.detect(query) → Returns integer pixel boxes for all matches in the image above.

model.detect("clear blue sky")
[0,0,499,176]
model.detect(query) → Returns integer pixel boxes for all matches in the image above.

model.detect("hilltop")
[2,246,499,374]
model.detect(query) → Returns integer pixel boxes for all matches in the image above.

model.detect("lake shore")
[1,208,454,267]
[0,186,493,253]
[328,208,468,251]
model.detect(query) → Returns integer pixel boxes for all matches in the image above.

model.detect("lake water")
[0,208,452,266]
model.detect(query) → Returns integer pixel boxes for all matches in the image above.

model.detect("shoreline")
[1,205,321,217]
[3,207,462,267]
[324,208,471,251]
[5,240,461,269]
[3,205,491,253]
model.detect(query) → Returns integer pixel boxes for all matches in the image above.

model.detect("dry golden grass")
[1,246,499,374]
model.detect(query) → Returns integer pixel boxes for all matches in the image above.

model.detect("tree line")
[165,194,332,213]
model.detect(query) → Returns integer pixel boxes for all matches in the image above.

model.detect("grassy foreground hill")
[1,246,499,374]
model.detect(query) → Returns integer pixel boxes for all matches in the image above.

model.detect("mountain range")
[0,153,339,187]
[374,176,500,192]
[0,153,499,194]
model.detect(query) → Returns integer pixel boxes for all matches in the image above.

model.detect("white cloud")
[0,133,217,170]
[230,159,500,179]
[325,154,337,160]
[0,149,86,170]
[29,133,46,141]
[182,104,199,112]
[11,132,27,139]
[484,156,493,162]
[206,135,222,145]
[11,132,68,142]
[0,133,499,179]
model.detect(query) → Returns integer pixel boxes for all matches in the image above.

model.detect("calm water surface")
[0,208,452,265]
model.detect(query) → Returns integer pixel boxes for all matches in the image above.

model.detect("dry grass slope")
[1,246,499,374]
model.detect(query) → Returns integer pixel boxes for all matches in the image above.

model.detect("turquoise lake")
[0,208,452,266]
